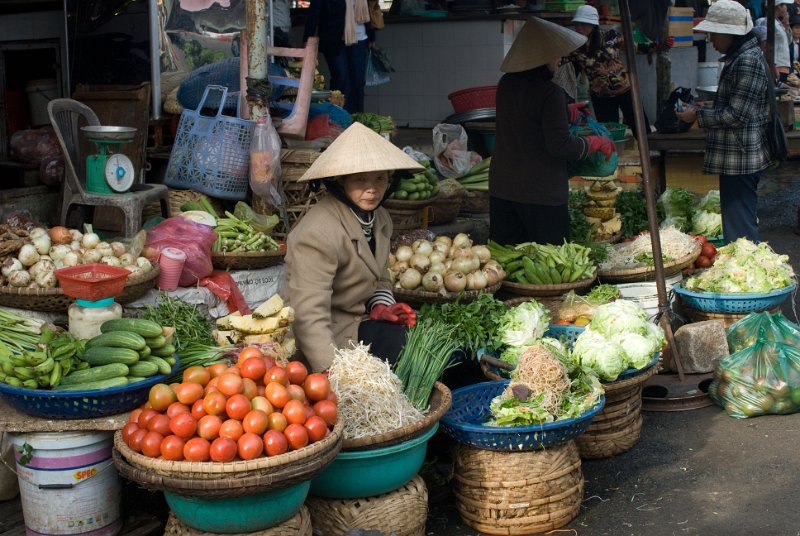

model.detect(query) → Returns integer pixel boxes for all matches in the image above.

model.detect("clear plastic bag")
[727,312,800,354]
[432,123,482,179]
[143,217,217,287]
[249,116,283,209]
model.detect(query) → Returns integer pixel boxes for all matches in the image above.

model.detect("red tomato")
[175,382,205,405]
[169,413,198,440]
[287,384,307,403]
[203,392,228,416]
[701,242,717,259]
[241,377,258,400]
[197,414,223,441]
[207,362,228,379]
[224,366,242,376]
[217,373,244,396]
[242,409,269,435]
[183,365,211,386]
[237,432,264,460]
[239,354,267,381]
[282,399,307,426]
[204,377,220,395]
[160,435,185,461]
[250,396,273,415]
[237,346,264,365]
[225,394,252,421]
[695,255,712,269]
[219,419,244,442]
[148,384,176,412]
[262,356,277,370]
[264,366,289,386]
[129,429,147,452]
[325,390,338,404]
[303,373,331,402]
[166,402,191,419]
[265,382,290,409]
[210,437,237,463]
[267,412,288,432]
[138,409,159,430]
[304,416,328,443]
[284,361,308,386]
[140,431,164,458]
[191,399,207,421]
[263,430,288,457]
[121,422,140,444]
[693,235,709,244]
[183,437,211,462]
[148,414,172,436]
[284,424,309,451]
[129,408,142,425]
[313,400,338,427]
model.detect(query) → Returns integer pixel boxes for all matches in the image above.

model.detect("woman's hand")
[568,101,591,123]
[585,135,615,160]
[369,303,416,327]
[675,107,697,125]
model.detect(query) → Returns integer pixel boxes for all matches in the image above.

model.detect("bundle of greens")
[143,294,214,351]
[351,112,395,135]
[418,293,506,357]
[616,191,649,239]
[657,187,695,233]
[568,190,593,243]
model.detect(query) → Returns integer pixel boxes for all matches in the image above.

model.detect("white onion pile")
[389,233,506,294]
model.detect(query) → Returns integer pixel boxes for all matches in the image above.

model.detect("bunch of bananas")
[500,242,596,285]
[0,327,86,389]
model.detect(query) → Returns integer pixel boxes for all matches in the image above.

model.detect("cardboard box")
[668,7,695,48]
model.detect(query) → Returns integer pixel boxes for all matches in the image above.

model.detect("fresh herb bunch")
[143,293,214,351]
[616,191,649,239]
[568,190,593,243]
[418,292,507,356]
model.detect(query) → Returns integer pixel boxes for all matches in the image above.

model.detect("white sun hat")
[571,5,599,26]
[693,0,753,36]
[299,122,424,181]
[500,17,587,74]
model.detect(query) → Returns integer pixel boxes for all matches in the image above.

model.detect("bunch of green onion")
[0,307,44,356]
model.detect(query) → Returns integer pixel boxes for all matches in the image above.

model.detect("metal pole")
[246,0,270,119]
[618,0,685,381]
[149,0,161,120]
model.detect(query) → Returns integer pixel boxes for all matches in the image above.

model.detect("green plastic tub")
[164,481,310,533]
[310,423,439,499]
[602,122,627,141]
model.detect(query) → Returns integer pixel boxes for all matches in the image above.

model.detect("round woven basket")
[501,273,596,298]
[143,189,226,220]
[460,191,490,215]
[211,249,286,271]
[342,381,452,451]
[391,281,501,309]
[597,242,702,283]
[306,474,428,536]
[681,306,781,328]
[429,192,465,225]
[163,506,312,536]
[452,440,583,535]
[384,195,438,211]
[0,264,159,312]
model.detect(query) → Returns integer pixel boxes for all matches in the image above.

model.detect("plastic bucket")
[697,63,720,88]
[25,79,57,127]
[9,431,121,536]
[616,273,682,318]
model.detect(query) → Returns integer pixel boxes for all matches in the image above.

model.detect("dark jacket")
[489,69,589,206]
[303,0,375,57]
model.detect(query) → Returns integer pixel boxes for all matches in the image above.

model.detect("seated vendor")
[283,123,423,372]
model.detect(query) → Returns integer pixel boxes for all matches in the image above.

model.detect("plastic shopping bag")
[365,49,391,87]
[250,116,283,209]
[143,217,217,287]
[567,116,618,177]
[727,312,800,354]
[432,123,482,179]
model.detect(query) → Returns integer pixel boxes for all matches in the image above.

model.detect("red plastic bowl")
[54,264,131,301]
[447,86,497,114]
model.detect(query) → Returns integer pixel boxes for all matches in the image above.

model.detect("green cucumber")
[143,356,172,375]
[100,319,163,338]
[53,377,129,391]
[84,347,140,367]
[60,363,130,386]
[128,361,159,377]
[151,344,176,358]
[138,345,151,358]
[127,376,148,384]
[85,332,146,351]
[144,335,166,349]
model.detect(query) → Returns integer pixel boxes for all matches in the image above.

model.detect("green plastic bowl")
[164,481,310,533]
[602,122,627,141]
[310,423,438,499]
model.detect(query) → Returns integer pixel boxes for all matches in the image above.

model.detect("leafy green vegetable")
[697,190,721,213]
[657,187,695,233]
[418,293,507,356]
[569,190,593,243]
[585,284,621,303]
[493,300,551,349]
[351,112,395,134]
[572,328,627,381]
[143,294,213,352]
[615,191,649,239]
[691,210,722,237]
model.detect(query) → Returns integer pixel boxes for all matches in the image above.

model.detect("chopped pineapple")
[216,311,242,330]
[212,330,243,345]
[253,294,284,319]
[243,328,289,344]
[277,306,295,326]
[229,314,282,334]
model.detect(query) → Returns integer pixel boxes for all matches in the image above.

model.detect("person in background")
[752,24,768,54]
[303,0,374,113]
[568,4,652,141]
[790,15,800,72]
[283,123,422,372]
[790,0,800,17]
[272,0,293,49]
[489,17,615,246]
[675,0,770,243]
[773,0,793,82]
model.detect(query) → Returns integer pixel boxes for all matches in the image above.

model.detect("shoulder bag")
[761,55,789,163]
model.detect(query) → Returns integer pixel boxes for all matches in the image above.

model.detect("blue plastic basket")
[0,359,179,419]
[673,282,796,314]
[612,351,660,383]
[440,381,605,451]
[544,324,585,348]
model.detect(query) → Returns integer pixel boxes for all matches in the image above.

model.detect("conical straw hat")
[299,122,424,181]
[500,17,587,73]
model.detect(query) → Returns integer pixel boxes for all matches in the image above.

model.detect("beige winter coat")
[283,195,393,371]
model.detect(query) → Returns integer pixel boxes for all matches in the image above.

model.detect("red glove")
[585,135,615,161]
[662,36,674,51]
[568,101,591,123]
[369,303,417,327]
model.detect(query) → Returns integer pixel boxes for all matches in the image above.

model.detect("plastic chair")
[267,37,319,139]
[47,98,170,238]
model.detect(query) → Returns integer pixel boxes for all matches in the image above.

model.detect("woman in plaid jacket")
[676,0,771,243]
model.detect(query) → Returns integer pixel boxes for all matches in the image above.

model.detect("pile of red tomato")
[120,347,338,463]
[692,235,718,269]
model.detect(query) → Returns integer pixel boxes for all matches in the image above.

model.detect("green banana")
[49,362,62,388]
[13,366,35,380]
[22,379,38,389]
[4,376,22,387]
[33,357,55,375]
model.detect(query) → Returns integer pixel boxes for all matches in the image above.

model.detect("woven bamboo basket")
[501,273,596,298]
[681,306,781,328]
[597,242,702,283]
[452,440,583,536]
[343,381,452,451]
[211,248,286,271]
[383,195,437,211]
[429,191,465,225]
[306,474,428,536]
[163,506,312,536]
[460,191,490,215]
[391,281,501,309]
[386,206,433,234]
[143,189,225,220]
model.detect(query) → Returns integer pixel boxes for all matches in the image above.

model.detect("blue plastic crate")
[440,380,605,451]
[673,283,796,314]
[0,359,179,419]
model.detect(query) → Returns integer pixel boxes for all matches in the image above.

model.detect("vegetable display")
[388,160,439,201]
[568,190,593,243]
[0,327,84,389]
[214,294,295,346]
[492,300,551,366]
[120,346,337,461]
[657,187,695,233]
[683,239,795,293]
[418,292,507,357]
[351,112,395,135]
[143,294,214,351]
[554,284,621,326]
[455,158,490,192]
[598,227,698,271]
[488,241,595,285]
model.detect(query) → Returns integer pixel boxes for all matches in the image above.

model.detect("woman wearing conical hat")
[490,17,615,246]
[283,123,424,372]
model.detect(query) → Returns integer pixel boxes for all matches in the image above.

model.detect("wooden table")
[647,129,800,192]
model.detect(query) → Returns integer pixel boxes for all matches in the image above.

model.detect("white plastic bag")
[249,115,283,208]
[402,146,432,164]
[432,123,482,179]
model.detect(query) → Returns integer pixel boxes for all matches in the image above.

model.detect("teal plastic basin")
[164,481,310,533]
[311,423,438,499]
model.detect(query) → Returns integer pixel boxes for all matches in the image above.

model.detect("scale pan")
[81,126,137,142]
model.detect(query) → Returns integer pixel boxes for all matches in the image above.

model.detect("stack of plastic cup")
[156,247,187,291]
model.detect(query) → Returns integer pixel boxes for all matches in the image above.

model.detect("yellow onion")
[399,268,422,290]
[48,226,72,245]
[444,270,467,293]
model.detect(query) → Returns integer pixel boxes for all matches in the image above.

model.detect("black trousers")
[358,319,407,365]
[591,89,650,141]
[489,196,569,246]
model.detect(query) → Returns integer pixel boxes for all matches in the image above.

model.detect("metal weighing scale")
[81,126,137,194]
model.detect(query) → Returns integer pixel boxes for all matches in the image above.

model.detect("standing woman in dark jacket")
[489,17,615,246]
[304,0,373,113]
[676,0,770,243]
